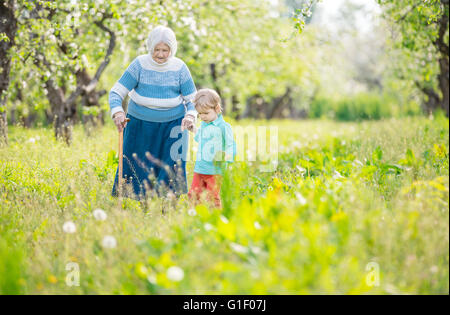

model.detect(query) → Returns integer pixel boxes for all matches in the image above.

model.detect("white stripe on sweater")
[111,82,130,98]
[129,90,183,109]
[182,91,196,102]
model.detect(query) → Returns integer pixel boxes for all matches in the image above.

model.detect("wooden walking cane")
[118,118,130,198]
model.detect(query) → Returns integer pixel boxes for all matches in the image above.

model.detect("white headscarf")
[146,25,177,59]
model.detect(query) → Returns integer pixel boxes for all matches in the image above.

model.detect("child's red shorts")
[188,172,222,208]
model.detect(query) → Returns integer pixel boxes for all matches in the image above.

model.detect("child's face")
[197,106,219,123]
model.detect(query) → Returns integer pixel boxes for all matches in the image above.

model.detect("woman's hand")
[181,114,196,132]
[113,112,127,132]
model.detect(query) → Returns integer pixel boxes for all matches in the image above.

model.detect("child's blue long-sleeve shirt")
[109,54,197,122]
[194,114,236,175]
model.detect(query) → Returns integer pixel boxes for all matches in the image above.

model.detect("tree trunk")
[0,0,17,146]
[417,83,441,115]
[77,68,106,131]
[231,95,240,120]
[43,77,77,144]
[436,1,449,117]
[210,63,225,113]
[439,56,449,117]
[268,87,292,119]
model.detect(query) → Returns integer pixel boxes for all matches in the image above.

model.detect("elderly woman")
[109,26,197,199]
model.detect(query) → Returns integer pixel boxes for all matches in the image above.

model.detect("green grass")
[0,116,448,294]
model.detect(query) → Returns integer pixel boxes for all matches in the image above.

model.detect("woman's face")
[152,42,171,64]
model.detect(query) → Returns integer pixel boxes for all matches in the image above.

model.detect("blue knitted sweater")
[109,54,197,122]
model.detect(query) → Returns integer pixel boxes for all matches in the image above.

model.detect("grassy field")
[0,116,448,294]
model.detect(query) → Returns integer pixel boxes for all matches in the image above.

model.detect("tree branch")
[83,17,116,93]
[433,1,449,57]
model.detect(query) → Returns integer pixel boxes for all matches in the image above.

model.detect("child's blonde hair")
[194,89,222,113]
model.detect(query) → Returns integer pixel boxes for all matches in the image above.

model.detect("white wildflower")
[93,208,107,221]
[353,159,364,167]
[204,223,214,231]
[250,246,261,255]
[147,274,157,284]
[220,215,229,224]
[333,170,344,180]
[28,137,36,143]
[296,165,306,175]
[230,242,248,254]
[296,192,307,206]
[102,235,117,249]
[62,221,76,234]
[187,208,197,216]
[166,266,184,282]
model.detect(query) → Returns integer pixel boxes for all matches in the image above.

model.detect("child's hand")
[181,114,196,132]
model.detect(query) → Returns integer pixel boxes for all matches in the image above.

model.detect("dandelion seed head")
[102,235,117,249]
[63,221,76,234]
[167,266,184,282]
[93,208,107,221]
[147,274,157,284]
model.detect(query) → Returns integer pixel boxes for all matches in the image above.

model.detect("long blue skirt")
[112,113,189,200]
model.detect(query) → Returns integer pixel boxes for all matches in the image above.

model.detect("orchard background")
[0,0,448,294]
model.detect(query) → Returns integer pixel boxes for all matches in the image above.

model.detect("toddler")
[187,89,235,208]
